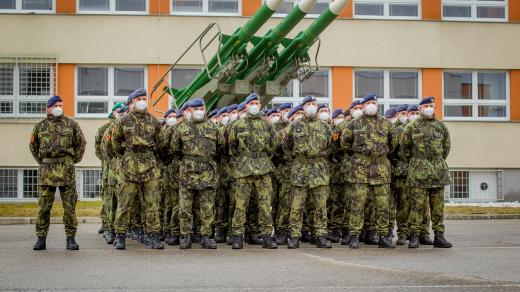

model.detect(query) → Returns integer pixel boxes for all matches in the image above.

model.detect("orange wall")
[422,0,441,21]
[339,0,353,18]
[510,70,520,121]
[422,68,443,119]
[243,0,262,17]
[510,0,520,22]
[150,0,170,15]
[148,64,171,117]
[58,64,75,117]
[56,0,76,14]
[332,67,353,110]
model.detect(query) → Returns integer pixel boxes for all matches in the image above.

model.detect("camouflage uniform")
[100,120,120,234]
[214,123,231,238]
[328,122,347,237]
[95,121,112,229]
[273,121,292,237]
[285,116,333,239]
[29,114,86,238]
[390,122,410,237]
[158,125,180,237]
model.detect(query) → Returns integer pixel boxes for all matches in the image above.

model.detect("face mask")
[248,104,260,115]
[333,118,344,126]
[192,110,205,121]
[399,115,408,124]
[318,112,330,121]
[421,107,435,118]
[364,104,378,116]
[304,105,317,117]
[270,116,280,124]
[389,118,398,124]
[51,107,63,117]
[166,117,177,126]
[221,116,230,125]
[229,113,238,122]
[283,112,289,122]
[134,100,147,111]
[239,112,246,119]
[409,114,420,122]
[184,111,192,121]
[293,114,303,121]
[351,109,363,120]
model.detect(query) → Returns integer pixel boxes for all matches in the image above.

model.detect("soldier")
[266,108,281,233]
[208,109,219,124]
[384,107,398,238]
[328,109,345,243]
[401,97,453,249]
[341,94,395,249]
[111,88,164,250]
[285,96,333,249]
[95,112,113,235]
[30,96,86,250]
[171,99,225,249]
[317,104,331,122]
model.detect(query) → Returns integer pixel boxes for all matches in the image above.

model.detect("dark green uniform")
[273,121,292,238]
[95,121,112,230]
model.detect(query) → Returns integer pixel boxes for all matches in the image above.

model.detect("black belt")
[183,155,213,163]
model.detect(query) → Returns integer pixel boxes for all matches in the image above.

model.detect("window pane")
[390,71,418,99]
[0,63,14,95]
[82,170,101,199]
[310,0,328,15]
[171,69,200,89]
[355,3,384,16]
[78,101,108,114]
[443,5,471,18]
[23,169,39,199]
[114,67,144,96]
[22,0,52,10]
[477,6,505,19]
[478,72,506,100]
[0,101,14,114]
[355,70,383,99]
[478,105,506,118]
[389,4,418,17]
[172,0,203,12]
[19,101,47,114]
[209,0,238,13]
[444,105,473,118]
[79,0,109,11]
[19,64,51,96]
[444,72,472,100]
[78,67,108,96]
[450,171,469,199]
[116,0,146,11]
[276,0,294,14]
[0,169,18,198]
[300,70,328,97]
[0,0,16,9]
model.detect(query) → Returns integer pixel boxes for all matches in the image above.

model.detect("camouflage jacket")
[400,116,452,188]
[29,114,86,186]
[159,125,180,190]
[273,122,292,183]
[112,110,162,183]
[229,114,276,179]
[330,121,347,185]
[285,116,333,188]
[96,120,112,181]
[390,122,408,178]
[171,118,225,190]
[341,114,393,185]
[102,120,122,186]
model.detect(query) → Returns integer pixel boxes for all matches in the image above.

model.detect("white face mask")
[399,115,408,124]
[221,116,230,125]
[389,117,398,124]
[229,113,238,122]
[166,117,177,126]
[293,114,303,121]
[304,105,317,117]
[192,110,205,121]
[51,107,63,117]
[364,103,378,116]
[270,116,280,124]
[134,100,147,111]
[421,107,435,118]
[283,112,289,122]
[318,111,330,121]
[333,118,344,126]
[248,104,260,115]
[351,109,363,120]
[409,114,420,122]
[239,112,246,119]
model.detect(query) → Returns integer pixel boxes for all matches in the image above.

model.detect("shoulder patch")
[30,134,35,144]
[332,133,339,142]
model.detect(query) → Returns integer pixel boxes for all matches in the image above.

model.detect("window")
[172,0,239,15]
[169,68,200,108]
[443,71,508,120]
[78,0,147,13]
[0,0,54,12]
[449,170,469,199]
[0,57,57,117]
[269,0,329,17]
[0,169,38,200]
[354,69,420,114]
[76,66,145,117]
[270,69,331,107]
[76,169,102,200]
[445,170,504,202]
[354,0,420,19]
[0,169,18,199]
[442,0,507,22]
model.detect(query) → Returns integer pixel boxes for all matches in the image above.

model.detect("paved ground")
[1,220,520,291]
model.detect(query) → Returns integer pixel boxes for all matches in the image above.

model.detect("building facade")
[0,0,519,202]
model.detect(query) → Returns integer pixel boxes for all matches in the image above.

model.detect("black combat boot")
[275,233,288,245]
[126,230,132,238]
[434,232,452,248]
[378,235,395,248]
[164,233,173,245]
[419,234,434,245]
[214,228,227,243]
[262,236,278,249]
[328,231,341,243]
[143,232,151,246]
[150,234,165,249]
[191,233,201,243]
[301,231,312,243]
[201,236,218,249]
[226,235,234,245]
[180,235,192,250]
[349,235,360,249]
[365,230,379,245]
[396,235,406,245]
[159,232,166,242]
[408,234,419,248]
[317,237,332,248]
[33,237,46,250]
[115,233,126,250]
[232,236,244,250]
[170,234,180,245]
[98,223,106,234]
[359,230,366,243]
[138,230,145,244]
[66,237,79,250]
[341,234,352,246]
[105,232,116,244]
[287,237,300,249]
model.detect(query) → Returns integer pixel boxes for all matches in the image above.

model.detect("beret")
[361,93,377,104]
[237,102,246,112]
[176,110,184,118]
[277,103,292,111]
[227,104,238,112]
[186,98,205,109]
[208,109,219,118]
[218,107,229,116]
[396,104,409,113]
[47,96,62,108]
[331,109,344,119]
[267,108,279,116]
[288,105,303,119]
[163,108,176,118]
[347,99,362,111]
[384,108,398,119]
[407,105,419,112]
[245,93,260,104]
[301,95,316,107]
[419,96,435,106]
[127,88,147,103]
[318,104,329,111]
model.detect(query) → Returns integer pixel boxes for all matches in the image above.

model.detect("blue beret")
[361,93,377,104]
[164,109,176,118]
[301,95,316,107]
[180,103,188,111]
[318,104,329,111]
[347,100,362,111]
[237,102,246,112]
[407,105,419,112]
[217,107,228,116]
[288,105,303,119]
[245,93,260,104]
[332,109,344,119]
[117,106,128,113]
[127,88,147,103]
[186,98,205,109]
[208,109,219,118]
[396,104,409,113]
[384,108,398,119]
[419,96,435,106]
[176,110,184,118]
[227,104,238,112]
[267,108,279,116]
[47,95,62,108]
[277,103,292,111]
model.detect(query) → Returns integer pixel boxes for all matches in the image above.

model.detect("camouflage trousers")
[163,188,179,235]
[114,179,161,234]
[328,183,346,234]
[36,184,78,238]
[349,184,389,236]
[302,196,315,235]
[289,185,329,238]
[231,174,273,236]
[103,183,119,232]
[99,175,109,225]
[393,177,410,236]
[214,180,231,232]
[129,192,143,230]
[409,187,444,235]
[179,187,215,236]
[340,183,353,234]
[275,180,292,235]
[271,175,280,232]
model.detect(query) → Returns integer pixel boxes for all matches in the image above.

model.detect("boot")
[408,234,419,248]
[316,237,332,248]
[378,235,395,248]
[170,234,180,246]
[341,234,352,246]
[98,224,106,234]
[33,237,46,250]
[328,232,341,243]
[310,235,318,245]
[126,230,132,239]
[434,232,452,248]
[105,232,116,244]
[365,230,379,245]
[180,235,192,250]
[131,229,138,241]
[226,236,234,245]
[164,233,173,245]
[66,237,79,250]
[359,230,366,243]
[201,236,218,249]
[301,231,312,243]
[102,230,109,239]
[419,234,434,245]
[115,234,126,250]
[232,236,244,250]
[287,237,300,249]
[349,235,360,249]
[138,230,145,244]
[396,235,406,246]
[275,234,288,245]
[150,234,165,249]
[248,234,262,245]
[262,236,278,249]
[191,233,201,243]
[214,228,227,244]
[143,232,151,246]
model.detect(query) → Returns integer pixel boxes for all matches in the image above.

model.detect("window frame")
[269,0,330,19]
[270,68,332,108]
[0,168,39,201]
[353,0,421,20]
[442,0,508,22]
[442,70,509,121]
[0,0,55,14]
[170,0,241,17]
[76,168,102,201]
[77,0,149,15]
[168,67,202,109]
[444,169,504,202]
